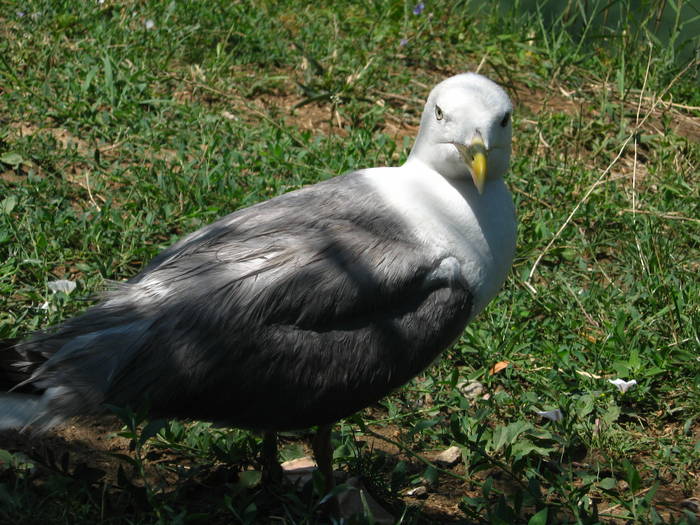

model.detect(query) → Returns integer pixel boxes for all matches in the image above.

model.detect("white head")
[406,73,513,193]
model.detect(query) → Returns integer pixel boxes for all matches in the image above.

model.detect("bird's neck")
[405,141,473,180]
[402,156,481,200]
[364,162,516,321]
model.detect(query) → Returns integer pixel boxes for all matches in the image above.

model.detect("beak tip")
[454,140,488,194]
[471,151,487,194]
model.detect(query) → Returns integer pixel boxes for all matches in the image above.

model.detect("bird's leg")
[261,430,283,484]
[311,424,339,515]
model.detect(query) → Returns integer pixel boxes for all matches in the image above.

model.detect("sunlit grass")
[0,0,698,523]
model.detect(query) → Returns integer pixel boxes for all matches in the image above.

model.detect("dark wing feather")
[14,173,473,430]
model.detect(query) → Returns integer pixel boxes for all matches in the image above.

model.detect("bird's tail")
[0,338,22,391]
[0,307,156,432]
[0,384,84,432]
[0,337,44,392]
[0,392,45,430]
[0,337,49,431]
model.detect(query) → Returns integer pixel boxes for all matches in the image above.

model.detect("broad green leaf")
[281,443,306,462]
[237,470,262,489]
[575,394,595,417]
[623,459,642,492]
[511,439,555,460]
[422,464,439,486]
[138,418,168,446]
[0,196,16,214]
[601,403,621,425]
[528,508,548,525]
[0,153,23,166]
[599,477,617,490]
[493,420,532,451]
[0,449,16,467]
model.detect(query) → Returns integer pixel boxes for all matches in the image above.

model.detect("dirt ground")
[1,73,698,523]
[1,412,698,523]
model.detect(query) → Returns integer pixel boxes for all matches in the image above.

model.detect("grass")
[0,0,698,523]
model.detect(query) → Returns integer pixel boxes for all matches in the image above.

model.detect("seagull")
[0,72,516,501]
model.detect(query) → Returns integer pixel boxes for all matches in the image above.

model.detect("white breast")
[363,163,516,319]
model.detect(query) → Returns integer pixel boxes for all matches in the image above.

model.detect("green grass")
[1,0,698,523]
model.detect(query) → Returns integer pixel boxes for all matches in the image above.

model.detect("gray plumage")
[0,72,516,451]
[5,173,472,431]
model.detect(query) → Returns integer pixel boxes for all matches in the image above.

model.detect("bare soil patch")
[4,413,696,523]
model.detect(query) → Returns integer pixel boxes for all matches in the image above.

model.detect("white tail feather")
[0,389,69,432]
[0,393,41,430]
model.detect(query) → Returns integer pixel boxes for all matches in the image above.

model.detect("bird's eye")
[435,105,444,121]
[500,111,511,127]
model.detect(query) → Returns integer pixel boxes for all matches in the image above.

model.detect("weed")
[0,0,698,523]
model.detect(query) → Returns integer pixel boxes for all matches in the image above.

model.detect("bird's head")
[407,73,513,193]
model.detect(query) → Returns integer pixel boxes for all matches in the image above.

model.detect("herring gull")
[0,72,516,501]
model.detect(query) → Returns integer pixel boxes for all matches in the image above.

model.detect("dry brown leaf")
[489,361,510,375]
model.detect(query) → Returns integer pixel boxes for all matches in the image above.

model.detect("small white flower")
[39,301,50,310]
[609,378,637,393]
[48,279,76,294]
[145,19,155,30]
[535,409,563,421]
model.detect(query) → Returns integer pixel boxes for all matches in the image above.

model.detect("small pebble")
[405,485,428,498]
[281,456,316,471]
[434,445,461,467]
[457,380,484,398]
[281,456,317,486]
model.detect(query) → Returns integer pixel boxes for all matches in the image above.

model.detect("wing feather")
[13,173,473,430]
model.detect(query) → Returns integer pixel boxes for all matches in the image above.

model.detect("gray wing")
[14,173,473,431]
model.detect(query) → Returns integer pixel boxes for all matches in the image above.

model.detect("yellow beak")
[455,134,488,194]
